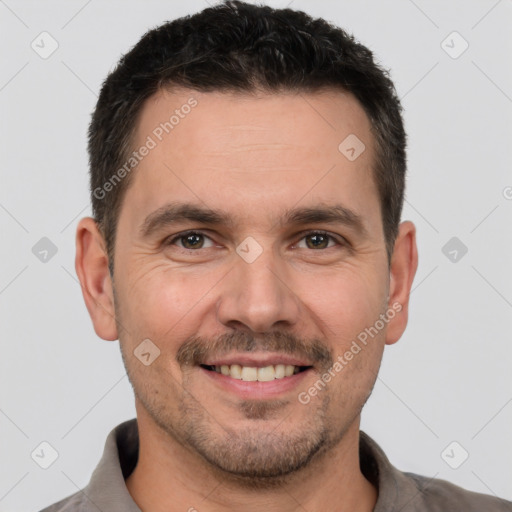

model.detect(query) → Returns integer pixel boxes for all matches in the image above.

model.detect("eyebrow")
[139,201,369,238]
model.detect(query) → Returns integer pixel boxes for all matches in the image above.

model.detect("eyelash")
[165,230,347,251]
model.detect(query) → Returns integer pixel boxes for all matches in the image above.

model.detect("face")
[83,87,412,484]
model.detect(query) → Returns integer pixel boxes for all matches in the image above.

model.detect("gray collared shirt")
[39,418,512,511]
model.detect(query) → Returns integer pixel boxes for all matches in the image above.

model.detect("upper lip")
[201,352,313,368]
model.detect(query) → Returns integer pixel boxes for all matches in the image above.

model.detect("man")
[41,1,511,510]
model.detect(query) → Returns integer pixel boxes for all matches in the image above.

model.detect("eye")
[295,230,344,250]
[166,231,215,250]
[165,229,346,252]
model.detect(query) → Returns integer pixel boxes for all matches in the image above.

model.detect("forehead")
[135,86,373,163]
[120,87,379,233]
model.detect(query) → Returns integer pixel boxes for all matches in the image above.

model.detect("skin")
[75,87,418,512]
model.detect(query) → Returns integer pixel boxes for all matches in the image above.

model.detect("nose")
[216,246,302,334]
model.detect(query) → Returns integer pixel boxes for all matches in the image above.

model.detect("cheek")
[116,267,210,389]
[119,262,216,344]
[302,265,387,347]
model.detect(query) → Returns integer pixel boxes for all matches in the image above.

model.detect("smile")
[200,363,311,381]
[197,353,315,399]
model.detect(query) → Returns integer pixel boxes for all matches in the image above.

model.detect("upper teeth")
[214,364,299,381]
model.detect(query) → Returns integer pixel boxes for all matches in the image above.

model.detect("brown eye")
[305,233,330,249]
[296,231,341,250]
[167,231,215,250]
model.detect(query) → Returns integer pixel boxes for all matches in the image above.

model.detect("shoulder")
[359,430,511,511]
[38,490,84,512]
[404,471,512,511]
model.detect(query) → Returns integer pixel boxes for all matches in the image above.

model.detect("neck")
[126,406,377,512]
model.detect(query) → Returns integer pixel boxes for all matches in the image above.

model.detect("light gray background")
[1,1,511,510]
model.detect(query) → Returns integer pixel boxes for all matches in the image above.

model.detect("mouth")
[200,363,312,381]
[196,353,315,400]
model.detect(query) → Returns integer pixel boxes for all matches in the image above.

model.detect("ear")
[75,217,118,341]
[385,220,418,345]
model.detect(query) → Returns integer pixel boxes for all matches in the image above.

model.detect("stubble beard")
[134,378,348,489]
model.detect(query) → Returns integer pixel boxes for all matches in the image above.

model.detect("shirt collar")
[359,430,426,510]
[83,419,141,512]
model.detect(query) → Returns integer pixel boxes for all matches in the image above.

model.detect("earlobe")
[385,221,419,346]
[75,217,118,341]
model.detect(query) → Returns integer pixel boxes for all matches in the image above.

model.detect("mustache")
[176,330,333,370]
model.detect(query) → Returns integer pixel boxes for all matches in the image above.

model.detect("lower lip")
[200,366,312,400]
